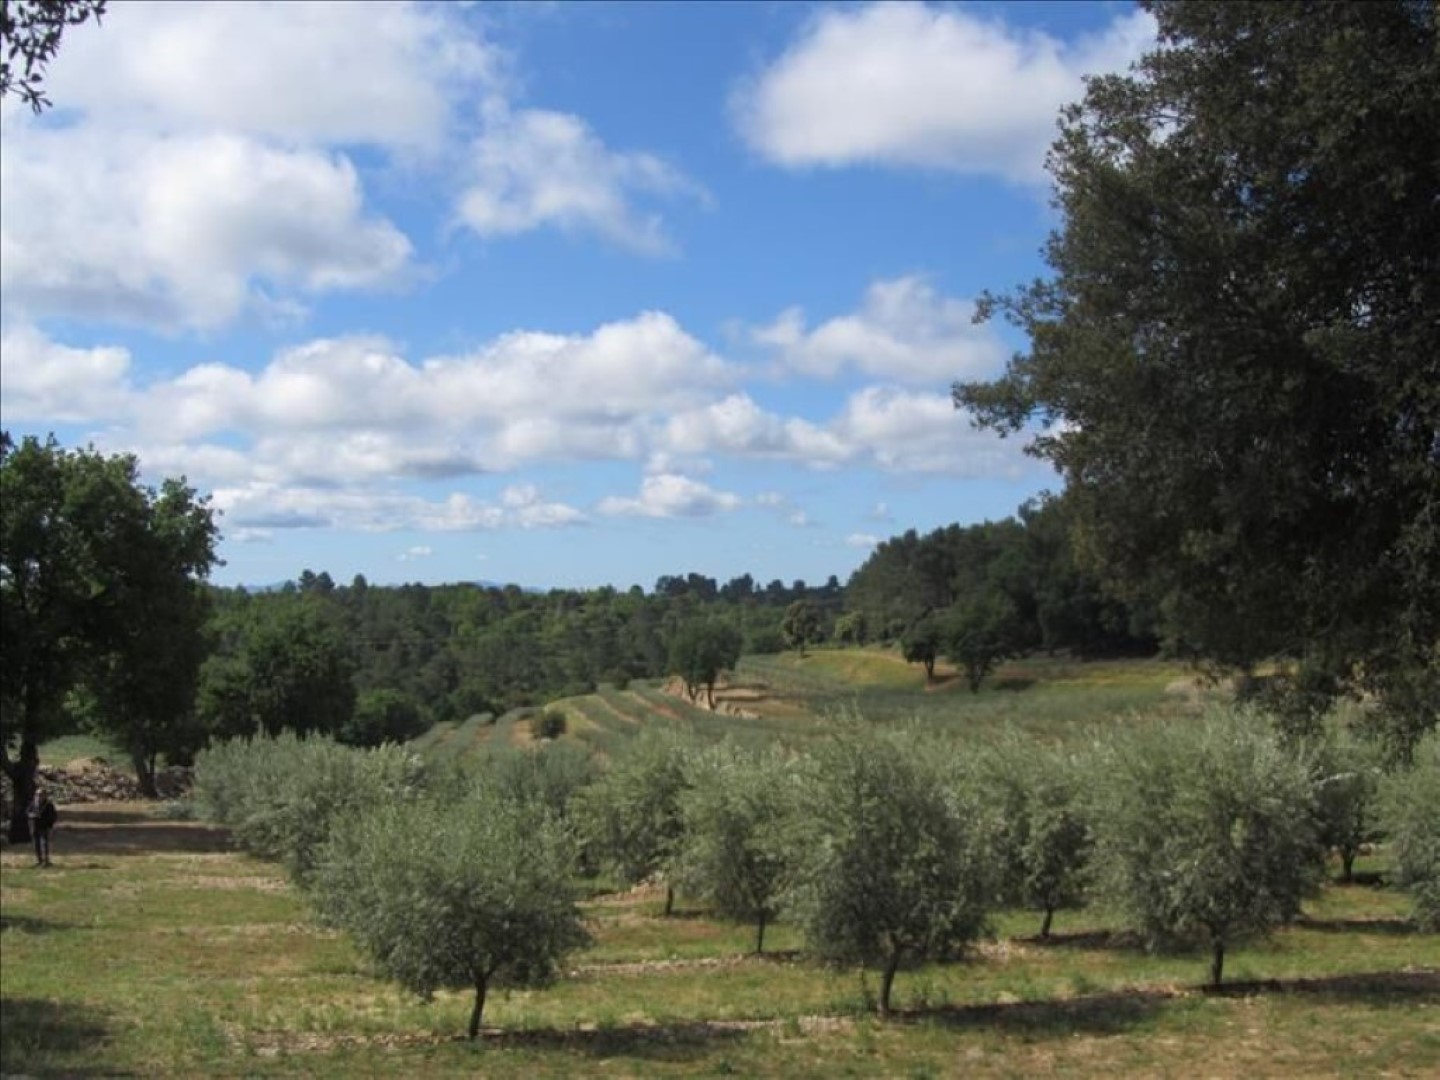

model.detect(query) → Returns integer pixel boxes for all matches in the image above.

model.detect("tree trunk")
[706,681,715,709]
[878,944,903,1017]
[664,884,675,917]
[755,911,767,955]
[1040,906,1054,939]
[132,749,159,800]
[468,974,488,1040]
[1341,848,1356,883]
[5,738,40,843]
[923,658,935,682]
[1209,937,1225,988]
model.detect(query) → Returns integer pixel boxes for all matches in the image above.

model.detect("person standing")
[27,788,58,867]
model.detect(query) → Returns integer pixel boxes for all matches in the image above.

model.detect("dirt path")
[1,801,231,863]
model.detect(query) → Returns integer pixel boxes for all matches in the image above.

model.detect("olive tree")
[1380,734,1440,931]
[573,725,694,914]
[674,742,797,954]
[193,734,425,888]
[1091,709,1325,986]
[973,738,1094,938]
[786,725,994,1015]
[313,786,588,1040]
[1311,720,1385,883]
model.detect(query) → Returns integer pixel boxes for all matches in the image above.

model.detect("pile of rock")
[0,758,193,809]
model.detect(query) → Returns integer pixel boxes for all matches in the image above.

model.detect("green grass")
[36,731,127,765]
[409,651,1225,763]
[3,804,1436,1078]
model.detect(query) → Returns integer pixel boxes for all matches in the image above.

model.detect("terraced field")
[414,649,1216,760]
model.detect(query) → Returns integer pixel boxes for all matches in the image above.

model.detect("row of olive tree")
[193,714,1436,1036]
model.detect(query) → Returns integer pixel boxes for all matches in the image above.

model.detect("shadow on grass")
[1204,970,1440,1002]
[478,1019,749,1063]
[0,912,78,934]
[912,988,1168,1037]
[1295,917,1419,936]
[0,997,128,1077]
[1018,929,1150,953]
[1331,871,1386,887]
[992,677,1037,693]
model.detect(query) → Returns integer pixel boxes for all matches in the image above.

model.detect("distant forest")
[194,496,1156,746]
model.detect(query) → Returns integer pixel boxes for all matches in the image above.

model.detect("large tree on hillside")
[1,434,218,828]
[956,1,1440,745]
[668,619,743,707]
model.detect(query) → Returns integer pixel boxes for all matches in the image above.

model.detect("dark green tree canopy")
[957,1,1439,732]
[1,433,218,817]
[668,619,743,707]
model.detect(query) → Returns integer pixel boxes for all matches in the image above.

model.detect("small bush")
[532,711,567,740]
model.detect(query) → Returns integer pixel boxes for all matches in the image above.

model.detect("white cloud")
[41,0,497,150]
[118,313,733,466]
[753,276,1005,383]
[0,322,133,421]
[0,1,501,332]
[736,2,1154,182]
[598,474,742,519]
[212,483,583,535]
[399,545,435,561]
[846,533,882,549]
[457,105,706,254]
[0,128,413,330]
[835,386,1029,475]
[662,394,849,466]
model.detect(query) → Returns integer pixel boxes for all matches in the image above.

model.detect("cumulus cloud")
[846,533,882,549]
[662,394,849,466]
[834,386,1028,475]
[212,483,584,535]
[0,2,696,332]
[113,313,733,467]
[753,276,1005,383]
[0,129,413,330]
[40,0,496,150]
[0,322,133,421]
[0,1,499,331]
[457,104,707,254]
[735,2,1154,182]
[598,474,743,519]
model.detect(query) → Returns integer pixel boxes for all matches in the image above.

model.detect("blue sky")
[0,1,1154,590]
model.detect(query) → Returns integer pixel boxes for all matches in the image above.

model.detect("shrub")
[532,710,567,740]
[193,733,426,886]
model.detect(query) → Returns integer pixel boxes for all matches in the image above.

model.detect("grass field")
[2,804,1436,1077]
